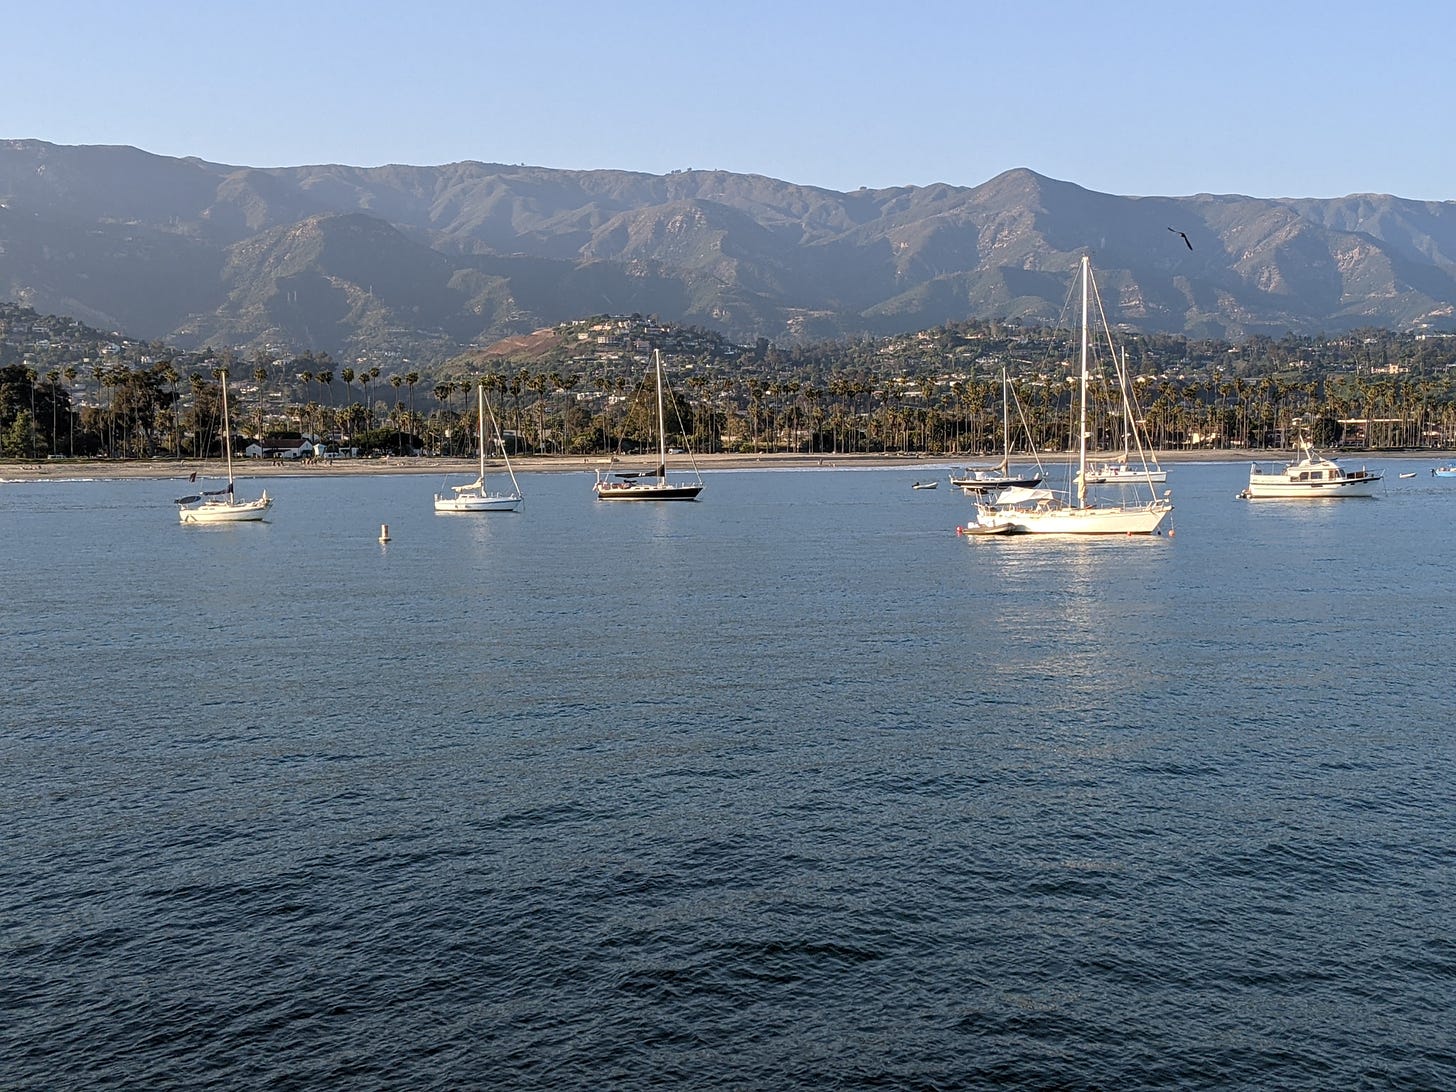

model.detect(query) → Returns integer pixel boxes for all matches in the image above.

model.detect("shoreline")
[0,447,1414,482]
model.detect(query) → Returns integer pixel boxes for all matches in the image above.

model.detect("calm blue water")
[3,463,1454,1089]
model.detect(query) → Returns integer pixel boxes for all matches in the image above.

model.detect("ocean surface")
[3,461,1454,1090]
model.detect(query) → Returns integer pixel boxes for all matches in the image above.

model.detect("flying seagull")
[1169,227,1193,250]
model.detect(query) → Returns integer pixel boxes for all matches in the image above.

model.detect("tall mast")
[1000,367,1010,472]
[1120,347,1131,459]
[655,349,667,479]
[477,382,486,483]
[1077,255,1089,508]
[221,371,235,491]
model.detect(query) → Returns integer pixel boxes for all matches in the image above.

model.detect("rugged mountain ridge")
[3,139,1455,362]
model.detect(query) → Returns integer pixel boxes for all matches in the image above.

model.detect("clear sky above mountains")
[6,0,1452,202]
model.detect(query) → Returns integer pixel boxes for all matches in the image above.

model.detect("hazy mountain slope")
[3,139,1455,360]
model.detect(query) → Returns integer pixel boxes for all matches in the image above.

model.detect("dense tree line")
[6,306,1456,461]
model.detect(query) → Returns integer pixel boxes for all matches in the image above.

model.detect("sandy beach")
[0,449,1291,482]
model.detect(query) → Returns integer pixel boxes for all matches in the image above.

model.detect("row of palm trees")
[9,355,1456,461]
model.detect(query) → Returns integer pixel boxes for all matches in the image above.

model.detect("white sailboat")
[968,255,1172,536]
[177,371,272,523]
[434,382,523,512]
[949,368,1044,493]
[594,350,704,501]
[1081,348,1167,484]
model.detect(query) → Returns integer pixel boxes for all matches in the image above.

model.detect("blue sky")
[6,0,1452,201]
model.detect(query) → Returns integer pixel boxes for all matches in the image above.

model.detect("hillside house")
[244,435,315,460]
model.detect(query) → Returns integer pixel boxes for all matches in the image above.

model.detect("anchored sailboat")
[434,382,523,512]
[176,371,272,524]
[967,255,1172,536]
[1081,348,1167,485]
[949,367,1044,494]
[594,350,704,501]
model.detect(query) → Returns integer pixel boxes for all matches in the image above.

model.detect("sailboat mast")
[1077,255,1089,508]
[477,382,486,483]
[221,371,235,490]
[655,349,668,478]
[1000,368,1011,472]
[1119,347,1131,458]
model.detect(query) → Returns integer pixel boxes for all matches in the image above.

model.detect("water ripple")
[4,467,1454,1089]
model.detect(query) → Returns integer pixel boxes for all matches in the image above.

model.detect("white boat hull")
[1082,467,1167,484]
[977,500,1172,535]
[179,493,272,523]
[1244,478,1380,498]
[1243,442,1381,498]
[434,492,522,512]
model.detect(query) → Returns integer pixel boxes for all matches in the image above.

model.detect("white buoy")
[379,523,391,543]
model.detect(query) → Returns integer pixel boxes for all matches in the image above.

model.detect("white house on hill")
[244,435,316,460]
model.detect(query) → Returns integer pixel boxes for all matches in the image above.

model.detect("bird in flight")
[1169,227,1193,250]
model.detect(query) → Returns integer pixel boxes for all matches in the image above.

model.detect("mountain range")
[3,138,1455,365]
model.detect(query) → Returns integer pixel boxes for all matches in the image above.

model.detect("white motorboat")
[1241,440,1382,498]
[177,371,272,524]
[435,382,522,513]
[1081,458,1167,485]
[595,350,704,501]
[965,256,1172,537]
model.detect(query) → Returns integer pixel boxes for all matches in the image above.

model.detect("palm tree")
[341,367,355,438]
[187,372,206,458]
[63,365,78,455]
[297,370,315,426]
[160,362,180,458]
[432,380,455,453]
[44,369,60,458]
[554,372,580,453]
[252,364,268,441]
[318,370,334,438]
[406,371,419,438]
[510,369,528,437]
[526,372,551,453]
[390,375,405,452]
